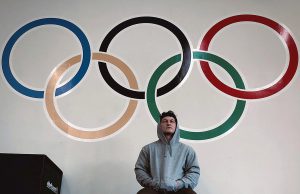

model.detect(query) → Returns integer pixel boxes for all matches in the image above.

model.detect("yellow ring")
[45,52,138,140]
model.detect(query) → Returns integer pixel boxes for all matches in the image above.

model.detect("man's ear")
[160,123,163,130]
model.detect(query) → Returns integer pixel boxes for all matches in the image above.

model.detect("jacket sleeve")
[134,146,159,190]
[178,147,200,189]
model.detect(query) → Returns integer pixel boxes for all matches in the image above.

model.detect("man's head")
[159,111,177,137]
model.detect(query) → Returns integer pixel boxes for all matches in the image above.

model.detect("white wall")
[1,0,300,194]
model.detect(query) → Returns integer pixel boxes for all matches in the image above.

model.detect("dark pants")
[137,188,197,194]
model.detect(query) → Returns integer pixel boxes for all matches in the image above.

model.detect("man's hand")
[176,180,185,191]
[159,179,177,192]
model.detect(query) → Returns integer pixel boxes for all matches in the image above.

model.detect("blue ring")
[2,18,91,98]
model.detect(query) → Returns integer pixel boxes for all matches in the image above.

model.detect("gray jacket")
[134,123,200,191]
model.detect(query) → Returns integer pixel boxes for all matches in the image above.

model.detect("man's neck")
[164,134,172,142]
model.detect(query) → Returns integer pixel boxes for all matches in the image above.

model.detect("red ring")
[199,14,298,99]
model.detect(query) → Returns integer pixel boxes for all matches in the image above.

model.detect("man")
[135,111,200,194]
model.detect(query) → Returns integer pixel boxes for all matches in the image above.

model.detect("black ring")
[99,16,191,99]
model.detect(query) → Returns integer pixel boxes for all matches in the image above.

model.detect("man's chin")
[163,132,174,136]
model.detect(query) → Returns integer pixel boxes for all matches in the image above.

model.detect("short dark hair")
[160,110,177,125]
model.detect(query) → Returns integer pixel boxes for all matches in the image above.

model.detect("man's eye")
[162,119,175,123]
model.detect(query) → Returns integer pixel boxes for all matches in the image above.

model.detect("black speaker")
[0,153,63,194]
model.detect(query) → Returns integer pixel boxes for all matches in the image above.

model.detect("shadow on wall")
[60,160,139,194]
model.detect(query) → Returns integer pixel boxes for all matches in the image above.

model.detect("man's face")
[160,116,176,135]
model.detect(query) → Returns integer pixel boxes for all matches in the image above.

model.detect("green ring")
[146,51,246,140]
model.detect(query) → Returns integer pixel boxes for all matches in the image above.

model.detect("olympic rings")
[99,16,191,99]
[45,52,138,140]
[146,51,246,140]
[2,18,91,98]
[199,14,299,99]
[1,14,299,141]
